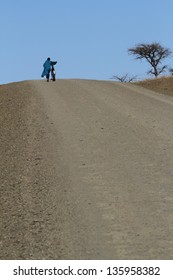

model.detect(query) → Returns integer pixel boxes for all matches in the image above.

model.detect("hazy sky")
[1,0,173,84]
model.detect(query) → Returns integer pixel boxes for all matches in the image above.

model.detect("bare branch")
[169,68,173,75]
[111,73,137,82]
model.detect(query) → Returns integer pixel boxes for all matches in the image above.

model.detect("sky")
[1,0,173,84]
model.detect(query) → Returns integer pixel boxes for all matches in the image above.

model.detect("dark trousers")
[46,70,50,81]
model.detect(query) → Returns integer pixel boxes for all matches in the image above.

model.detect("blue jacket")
[41,60,52,77]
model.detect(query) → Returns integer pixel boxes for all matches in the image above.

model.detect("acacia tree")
[128,42,172,78]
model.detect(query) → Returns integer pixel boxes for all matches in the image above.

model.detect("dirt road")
[0,79,173,259]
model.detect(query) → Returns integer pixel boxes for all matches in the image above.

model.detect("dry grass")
[134,75,173,97]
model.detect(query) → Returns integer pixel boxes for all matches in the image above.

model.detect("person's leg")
[46,70,50,82]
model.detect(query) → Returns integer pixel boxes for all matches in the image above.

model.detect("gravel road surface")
[0,79,173,259]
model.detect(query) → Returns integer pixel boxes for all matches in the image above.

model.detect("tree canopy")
[128,42,172,77]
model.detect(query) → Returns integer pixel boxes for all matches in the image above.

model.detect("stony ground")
[0,79,173,260]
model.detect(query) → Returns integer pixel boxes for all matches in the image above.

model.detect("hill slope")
[0,79,173,259]
[135,75,173,96]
